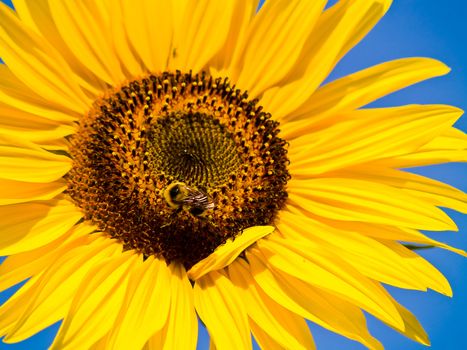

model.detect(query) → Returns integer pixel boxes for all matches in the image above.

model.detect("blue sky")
[0,1,466,349]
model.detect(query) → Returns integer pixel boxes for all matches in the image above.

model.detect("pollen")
[66,71,289,268]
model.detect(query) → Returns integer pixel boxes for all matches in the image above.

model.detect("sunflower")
[0,0,466,349]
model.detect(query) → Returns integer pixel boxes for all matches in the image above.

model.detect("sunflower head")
[0,0,465,349]
[65,71,289,268]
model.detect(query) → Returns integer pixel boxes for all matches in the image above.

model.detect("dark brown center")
[66,71,289,268]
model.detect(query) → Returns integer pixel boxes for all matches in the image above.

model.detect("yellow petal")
[427,127,467,150]
[287,58,450,124]
[229,259,315,350]
[39,138,69,152]
[330,0,392,66]
[0,3,90,113]
[107,0,145,77]
[391,150,467,167]
[194,270,252,350]
[0,103,75,145]
[288,178,457,231]
[2,237,119,342]
[0,199,82,255]
[187,225,274,280]
[12,0,108,96]
[169,0,235,73]
[287,105,461,173]
[334,166,467,214]
[256,236,404,330]
[382,241,452,296]
[246,248,383,350]
[290,213,466,258]
[234,0,327,97]
[146,263,198,350]
[277,210,429,291]
[170,0,188,33]
[0,178,66,205]
[107,257,171,350]
[394,229,467,257]
[275,276,383,350]
[51,251,138,350]
[0,223,96,293]
[282,0,391,84]
[47,0,125,85]
[375,127,467,167]
[119,0,173,73]
[246,248,320,322]
[209,0,258,77]
[260,0,391,120]
[0,65,78,123]
[88,333,111,350]
[0,135,71,183]
[0,275,41,339]
[391,304,430,346]
[250,320,307,350]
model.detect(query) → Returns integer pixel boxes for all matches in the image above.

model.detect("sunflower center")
[67,71,289,268]
[147,112,241,187]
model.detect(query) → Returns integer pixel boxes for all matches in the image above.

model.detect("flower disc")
[67,71,289,268]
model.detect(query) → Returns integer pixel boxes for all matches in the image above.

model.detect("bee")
[163,182,214,216]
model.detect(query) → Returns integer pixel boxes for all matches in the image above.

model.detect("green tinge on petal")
[187,225,274,280]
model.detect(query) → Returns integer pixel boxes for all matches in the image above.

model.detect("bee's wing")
[182,186,214,209]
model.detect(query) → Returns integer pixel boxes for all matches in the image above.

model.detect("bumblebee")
[163,182,214,216]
